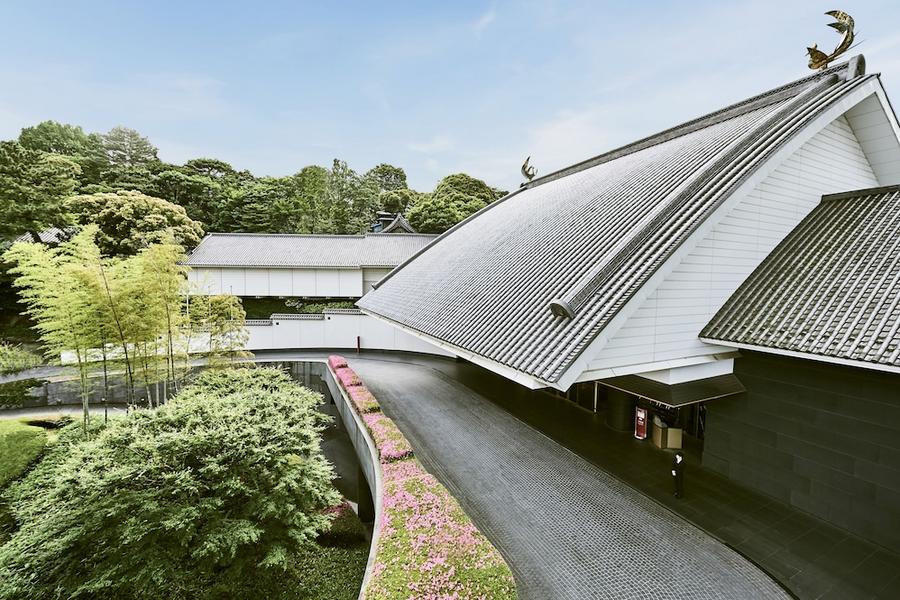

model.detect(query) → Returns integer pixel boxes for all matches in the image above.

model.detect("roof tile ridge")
[822,185,900,202]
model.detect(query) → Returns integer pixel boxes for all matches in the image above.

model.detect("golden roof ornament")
[807,10,855,70]
[521,156,537,182]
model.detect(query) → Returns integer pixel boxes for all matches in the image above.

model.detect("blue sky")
[1,1,899,191]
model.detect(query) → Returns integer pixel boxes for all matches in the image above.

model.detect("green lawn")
[0,420,47,488]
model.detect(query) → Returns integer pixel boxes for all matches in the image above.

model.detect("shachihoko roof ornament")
[521,156,537,183]
[807,10,855,70]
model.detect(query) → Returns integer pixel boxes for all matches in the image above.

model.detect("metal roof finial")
[807,10,855,70]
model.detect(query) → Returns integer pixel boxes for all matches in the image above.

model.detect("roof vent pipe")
[548,298,575,319]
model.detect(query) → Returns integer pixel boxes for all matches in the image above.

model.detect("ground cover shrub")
[348,385,380,413]
[0,367,342,599]
[362,413,413,462]
[0,343,41,375]
[335,366,362,388]
[325,357,517,599]
[368,458,517,599]
[328,354,348,370]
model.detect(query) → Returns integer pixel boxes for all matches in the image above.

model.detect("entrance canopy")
[598,374,745,408]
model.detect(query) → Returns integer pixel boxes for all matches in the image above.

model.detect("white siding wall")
[362,267,393,292]
[245,313,454,356]
[588,116,879,372]
[188,267,364,297]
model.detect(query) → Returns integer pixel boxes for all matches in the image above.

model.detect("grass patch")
[0,420,47,489]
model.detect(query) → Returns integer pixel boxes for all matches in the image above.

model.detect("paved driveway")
[349,355,788,600]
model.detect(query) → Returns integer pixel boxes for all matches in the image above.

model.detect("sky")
[1,1,899,191]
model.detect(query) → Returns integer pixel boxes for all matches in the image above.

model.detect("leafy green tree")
[365,163,407,194]
[18,120,108,186]
[151,168,228,227]
[326,159,379,234]
[0,368,341,599]
[102,126,158,168]
[432,172,499,204]
[379,188,422,214]
[3,229,104,432]
[406,173,500,233]
[0,141,79,242]
[68,190,204,256]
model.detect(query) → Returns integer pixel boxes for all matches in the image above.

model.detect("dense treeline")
[1,120,507,247]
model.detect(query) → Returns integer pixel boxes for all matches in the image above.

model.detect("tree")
[151,168,228,228]
[0,141,79,242]
[325,159,379,234]
[18,120,108,186]
[406,173,500,234]
[68,190,204,256]
[365,163,407,194]
[0,368,341,599]
[432,172,499,204]
[3,229,103,433]
[379,188,422,214]
[102,126,158,168]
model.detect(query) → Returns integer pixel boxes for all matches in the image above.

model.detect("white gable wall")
[582,114,879,377]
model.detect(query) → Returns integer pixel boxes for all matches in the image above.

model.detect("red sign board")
[634,407,648,440]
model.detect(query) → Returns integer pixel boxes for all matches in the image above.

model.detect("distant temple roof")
[185,232,436,269]
[359,58,883,385]
[702,185,900,371]
[380,214,417,234]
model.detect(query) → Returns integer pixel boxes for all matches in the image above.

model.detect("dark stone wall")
[703,351,900,553]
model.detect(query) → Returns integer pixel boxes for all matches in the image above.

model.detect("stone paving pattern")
[351,356,789,600]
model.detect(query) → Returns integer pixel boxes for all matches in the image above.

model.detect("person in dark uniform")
[671,451,685,499]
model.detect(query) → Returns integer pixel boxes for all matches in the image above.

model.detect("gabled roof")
[184,232,436,268]
[359,58,882,386]
[701,185,900,372]
[381,214,417,234]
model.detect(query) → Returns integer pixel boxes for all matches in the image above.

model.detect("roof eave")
[357,307,558,390]
[698,338,900,376]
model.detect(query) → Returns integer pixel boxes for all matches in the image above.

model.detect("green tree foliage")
[379,188,422,214]
[407,173,501,234]
[327,159,380,234]
[68,190,204,256]
[102,126,158,168]
[3,229,105,430]
[365,163,407,194]
[18,120,107,186]
[0,368,341,599]
[0,141,79,242]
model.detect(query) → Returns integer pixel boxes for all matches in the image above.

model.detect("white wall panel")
[220,269,246,296]
[292,270,317,296]
[589,115,879,372]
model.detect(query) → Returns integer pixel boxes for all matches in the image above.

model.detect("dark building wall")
[703,351,900,553]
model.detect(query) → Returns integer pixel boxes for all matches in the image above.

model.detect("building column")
[606,388,635,431]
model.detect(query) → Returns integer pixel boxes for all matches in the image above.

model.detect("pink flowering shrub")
[362,413,413,463]
[328,355,348,370]
[366,458,517,599]
[348,386,380,413]
[335,367,362,388]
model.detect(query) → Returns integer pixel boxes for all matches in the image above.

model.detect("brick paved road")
[351,356,789,600]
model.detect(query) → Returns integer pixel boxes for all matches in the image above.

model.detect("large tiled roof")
[359,59,878,384]
[701,186,900,370]
[184,232,436,268]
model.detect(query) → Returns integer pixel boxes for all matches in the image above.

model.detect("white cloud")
[472,7,496,33]
[408,134,454,154]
